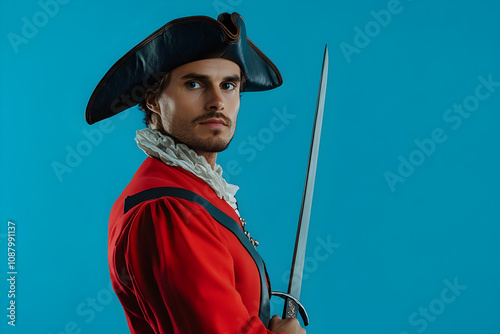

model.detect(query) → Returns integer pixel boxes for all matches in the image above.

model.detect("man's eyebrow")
[223,75,241,83]
[180,73,241,83]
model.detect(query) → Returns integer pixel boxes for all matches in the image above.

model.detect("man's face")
[147,58,241,155]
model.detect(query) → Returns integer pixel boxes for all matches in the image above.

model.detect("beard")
[162,112,236,154]
[181,130,234,153]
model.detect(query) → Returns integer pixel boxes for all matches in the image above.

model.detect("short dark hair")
[139,73,171,128]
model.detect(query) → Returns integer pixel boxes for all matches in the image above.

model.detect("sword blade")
[284,45,328,321]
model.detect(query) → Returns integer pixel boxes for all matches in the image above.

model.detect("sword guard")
[270,291,309,326]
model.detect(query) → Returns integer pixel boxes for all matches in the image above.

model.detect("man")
[86,12,306,334]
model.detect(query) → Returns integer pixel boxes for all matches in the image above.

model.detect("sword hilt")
[270,291,309,326]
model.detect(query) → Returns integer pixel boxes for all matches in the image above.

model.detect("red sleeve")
[124,197,281,334]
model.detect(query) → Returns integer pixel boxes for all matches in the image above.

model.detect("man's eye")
[221,82,236,91]
[186,81,201,89]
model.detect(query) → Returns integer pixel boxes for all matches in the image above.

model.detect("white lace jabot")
[135,128,240,212]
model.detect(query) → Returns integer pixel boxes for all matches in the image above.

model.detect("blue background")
[1,0,499,333]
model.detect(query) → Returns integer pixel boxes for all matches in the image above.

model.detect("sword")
[271,45,328,326]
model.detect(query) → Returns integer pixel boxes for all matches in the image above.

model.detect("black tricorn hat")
[85,12,282,125]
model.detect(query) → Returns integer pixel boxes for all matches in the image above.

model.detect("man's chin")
[194,138,231,153]
[165,128,234,154]
[181,134,233,154]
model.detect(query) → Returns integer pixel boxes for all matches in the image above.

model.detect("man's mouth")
[199,118,227,129]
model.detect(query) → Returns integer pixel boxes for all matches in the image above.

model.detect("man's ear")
[145,91,161,115]
[145,91,164,131]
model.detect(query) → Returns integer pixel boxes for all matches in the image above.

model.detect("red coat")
[108,157,279,333]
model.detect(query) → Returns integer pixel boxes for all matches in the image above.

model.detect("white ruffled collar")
[135,128,239,212]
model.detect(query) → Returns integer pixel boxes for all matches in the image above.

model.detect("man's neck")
[197,151,217,169]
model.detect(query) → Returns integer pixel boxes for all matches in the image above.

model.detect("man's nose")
[205,86,224,111]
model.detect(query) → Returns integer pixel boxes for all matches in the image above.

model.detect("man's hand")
[268,315,306,334]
